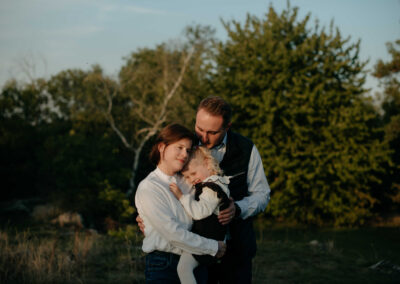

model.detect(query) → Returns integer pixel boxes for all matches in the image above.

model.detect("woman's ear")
[158,143,166,156]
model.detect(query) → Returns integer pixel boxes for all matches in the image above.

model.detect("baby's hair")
[183,146,223,176]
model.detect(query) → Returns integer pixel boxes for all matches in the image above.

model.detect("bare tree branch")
[157,48,194,124]
[100,46,195,196]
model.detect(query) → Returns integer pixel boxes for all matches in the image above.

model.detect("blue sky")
[1,0,399,93]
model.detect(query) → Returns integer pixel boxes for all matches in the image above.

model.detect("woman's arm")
[136,183,219,256]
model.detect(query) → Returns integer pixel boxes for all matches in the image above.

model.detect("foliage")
[82,27,214,195]
[98,180,136,223]
[373,39,400,211]
[0,74,131,228]
[0,5,396,227]
[0,79,55,200]
[107,225,139,241]
[211,4,391,225]
[0,27,213,227]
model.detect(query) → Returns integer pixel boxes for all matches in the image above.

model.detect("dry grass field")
[1,219,399,283]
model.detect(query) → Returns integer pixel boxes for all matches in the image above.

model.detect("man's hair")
[182,146,223,176]
[149,123,197,165]
[197,96,232,127]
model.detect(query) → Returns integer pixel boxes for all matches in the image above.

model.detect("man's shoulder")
[227,130,254,148]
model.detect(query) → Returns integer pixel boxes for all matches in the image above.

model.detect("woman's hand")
[169,183,183,200]
[218,198,235,225]
[136,215,145,235]
[215,241,226,258]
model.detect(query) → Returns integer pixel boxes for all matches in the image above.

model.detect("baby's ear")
[203,158,213,171]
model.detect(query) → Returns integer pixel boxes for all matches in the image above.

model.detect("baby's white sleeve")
[179,187,220,220]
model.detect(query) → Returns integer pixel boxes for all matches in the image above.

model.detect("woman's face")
[158,138,192,175]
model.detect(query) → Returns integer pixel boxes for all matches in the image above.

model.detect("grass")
[0,225,145,283]
[253,222,400,283]
[1,221,399,283]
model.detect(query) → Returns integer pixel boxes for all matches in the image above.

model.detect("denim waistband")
[148,250,180,261]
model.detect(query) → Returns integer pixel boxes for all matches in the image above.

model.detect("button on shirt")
[207,134,271,219]
[135,167,218,256]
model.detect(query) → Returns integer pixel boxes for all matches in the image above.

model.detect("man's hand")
[215,241,226,258]
[169,183,183,200]
[218,198,235,225]
[136,215,145,235]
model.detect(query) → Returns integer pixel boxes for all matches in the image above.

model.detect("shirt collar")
[199,132,228,150]
[205,175,230,185]
[219,133,228,148]
[155,167,177,184]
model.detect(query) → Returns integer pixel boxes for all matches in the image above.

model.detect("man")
[194,96,270,284]
[137,96,270,283]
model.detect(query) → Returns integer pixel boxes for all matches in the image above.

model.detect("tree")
[373,39,400,211]
[0,79,51,200]
[211,4,390,225]
[84,45,193,196]
[83,26,215,196]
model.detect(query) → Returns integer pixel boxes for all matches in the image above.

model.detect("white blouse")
[179,175,230,220]
[135,167,218,256]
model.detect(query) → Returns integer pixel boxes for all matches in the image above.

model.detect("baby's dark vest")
[191,181,230,265]
[220,130,257,259]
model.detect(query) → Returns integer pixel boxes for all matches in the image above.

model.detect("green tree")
[373,39,400,211]
[0,69,132,227]
[44,67,132,226]
[212,4,390,225]
[0,79,51,201]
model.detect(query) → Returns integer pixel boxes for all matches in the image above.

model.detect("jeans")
[145,251,208,284]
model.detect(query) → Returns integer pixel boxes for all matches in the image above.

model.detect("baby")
[170,146,230,284]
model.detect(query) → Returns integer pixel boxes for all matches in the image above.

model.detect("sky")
[1,0,399,94]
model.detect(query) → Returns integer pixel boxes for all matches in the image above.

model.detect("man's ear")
[225,122,232,131]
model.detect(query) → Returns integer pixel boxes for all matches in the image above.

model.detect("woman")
[135,123,226,283]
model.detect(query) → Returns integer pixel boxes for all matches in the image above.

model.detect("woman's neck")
[157,163,176,176]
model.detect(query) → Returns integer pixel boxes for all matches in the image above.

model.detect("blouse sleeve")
[136,181,218,256]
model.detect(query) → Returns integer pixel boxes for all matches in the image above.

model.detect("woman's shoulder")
[136,170,159,194]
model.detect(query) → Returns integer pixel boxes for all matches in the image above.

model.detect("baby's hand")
[169,183,183,200]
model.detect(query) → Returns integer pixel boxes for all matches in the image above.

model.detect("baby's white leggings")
[177,252,199,284]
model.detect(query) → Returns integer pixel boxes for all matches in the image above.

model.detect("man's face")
[195,108,230,149]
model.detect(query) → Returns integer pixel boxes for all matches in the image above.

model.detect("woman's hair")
[149,123,197,165]
[197,96,232,128]
[183,146,223,176]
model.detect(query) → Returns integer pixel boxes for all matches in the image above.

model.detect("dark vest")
[219,130,257,259]
[191,182,230,265]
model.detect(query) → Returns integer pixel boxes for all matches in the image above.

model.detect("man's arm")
[237,145,270,219]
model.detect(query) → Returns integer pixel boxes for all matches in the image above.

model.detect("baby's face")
[182,160,211,185]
